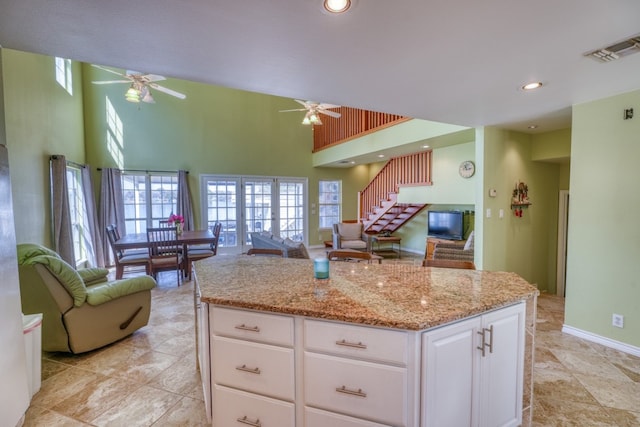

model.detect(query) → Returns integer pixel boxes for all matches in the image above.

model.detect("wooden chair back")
[146,227,183,285]
[246,248,284,257]
[327,250,373,262]
[422,259,476,270]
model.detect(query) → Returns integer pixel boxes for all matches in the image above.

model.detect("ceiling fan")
[280,99,341,125]
[91,64,186,104]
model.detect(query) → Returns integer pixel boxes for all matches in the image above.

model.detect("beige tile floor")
[23,253,640,426]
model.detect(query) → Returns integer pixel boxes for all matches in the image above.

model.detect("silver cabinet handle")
[335,339,367,349]
[476,325,494,357]
[235,324,260,333]
[237,416,261,427]
[235,364,261,375]
[486,324,494,354]
[336,385,367,398]
[477,329,487,357]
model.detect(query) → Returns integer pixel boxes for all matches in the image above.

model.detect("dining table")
[113,229,218,277]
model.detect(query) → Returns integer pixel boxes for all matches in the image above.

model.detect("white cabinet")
[421,302,525,427]
[210,306,295,427]
[303,319,410,426]
[194,280,212,422]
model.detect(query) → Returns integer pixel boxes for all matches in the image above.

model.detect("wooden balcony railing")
[359,151,432,221]
[313,107,409,152]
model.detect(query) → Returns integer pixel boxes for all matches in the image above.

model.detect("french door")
[200,175,307,253]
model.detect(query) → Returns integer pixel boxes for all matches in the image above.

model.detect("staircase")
[359,152,431,233]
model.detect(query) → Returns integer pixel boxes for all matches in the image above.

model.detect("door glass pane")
[279,181,304,242]
[205,179,238,248]
[244,180,272,246]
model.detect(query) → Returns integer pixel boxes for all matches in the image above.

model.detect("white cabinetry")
[421,302,525,427]
[304,319,410,426]
[194,280,212,422]
[210,306,295,427]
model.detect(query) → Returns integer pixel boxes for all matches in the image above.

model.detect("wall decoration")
[511,181,531,217]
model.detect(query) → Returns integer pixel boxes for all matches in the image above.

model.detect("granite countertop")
[195,255,539,331]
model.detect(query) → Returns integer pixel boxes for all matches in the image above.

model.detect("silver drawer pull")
[235,324,260,333]
[235,364,261,375]
[237,416,261,427]
[335,339,367,349]
[336,385,367,398]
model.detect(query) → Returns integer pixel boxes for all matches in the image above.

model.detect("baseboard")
[562,324,640,357]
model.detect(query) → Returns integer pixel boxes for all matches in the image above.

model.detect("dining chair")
[146,226,184,286]
[105,225,151,279]
[186,222,222,279]
[422,258,476,270]
[110,223,147,257]
[327,249,379,264]
[246,248,284,257]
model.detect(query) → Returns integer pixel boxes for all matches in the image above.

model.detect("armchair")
[332,222,371,252]
[17,243,156,354]
[432,231,475,263]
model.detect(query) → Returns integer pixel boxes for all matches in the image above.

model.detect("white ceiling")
[0,0,639,134]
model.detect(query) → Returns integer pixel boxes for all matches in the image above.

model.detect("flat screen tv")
[428,210,464,240]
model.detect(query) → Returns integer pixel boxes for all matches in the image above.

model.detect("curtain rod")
[50,155,85,169]
[96,168,188,174]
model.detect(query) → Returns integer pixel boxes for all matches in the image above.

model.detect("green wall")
[565,89,640,347]
[2,49,85,247]
[480,127,561,292]
[81,64,371,247]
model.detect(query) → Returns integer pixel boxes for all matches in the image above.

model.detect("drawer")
[212,336,295,401]
[305,319,408,365]
[211,306,294,347]
[304,352,407,426]
[305,406,391,427]
[214,385,295,427]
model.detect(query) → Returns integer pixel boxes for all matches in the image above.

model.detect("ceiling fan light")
[324,0,350,13]
[302,116,311,125]
[125,86,141,103]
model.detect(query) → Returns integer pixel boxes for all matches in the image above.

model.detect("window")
[66,166,87,265]
[319,180,341,229]
[122,173,178,234]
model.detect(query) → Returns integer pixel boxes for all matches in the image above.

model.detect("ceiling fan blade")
[92,64,126,77]
[143,74,167,82]
[318,109,341,118]
[294,99,311,108]
[91,79,131,85]
[318,103,340,110]
[148,83,186,99]
[279,108,307,112]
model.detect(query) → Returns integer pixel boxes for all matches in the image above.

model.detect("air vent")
[586,34,640,62]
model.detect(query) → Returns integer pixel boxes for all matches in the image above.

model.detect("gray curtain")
[176,170,195,231]
[50,155,75,265]
[81,166,105,267]
[99,168,125,266]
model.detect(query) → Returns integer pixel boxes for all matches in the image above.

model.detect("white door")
[479,303,525,427]
[422,316,481,427]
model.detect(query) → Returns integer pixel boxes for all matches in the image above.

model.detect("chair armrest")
[78,268,110,286]
[332,232,341,249]
[86,276,156,306]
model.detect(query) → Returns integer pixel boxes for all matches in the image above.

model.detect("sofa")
[432,231,475,262]
[250,232,310,259]
[17,243,157,354]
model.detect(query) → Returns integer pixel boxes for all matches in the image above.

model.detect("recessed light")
[324,0,351,13]
[422,145,430,149]
[522,82,543,91]
[528,125,538,129]
[377,154,385,158]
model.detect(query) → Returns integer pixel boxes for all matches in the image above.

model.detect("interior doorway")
[556,190,570,296]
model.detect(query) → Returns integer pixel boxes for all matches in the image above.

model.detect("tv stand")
[425,237,465,260]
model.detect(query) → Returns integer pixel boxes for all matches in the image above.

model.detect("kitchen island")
[194,255,538,427]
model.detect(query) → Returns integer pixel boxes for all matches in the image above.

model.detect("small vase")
[176,223,183,235]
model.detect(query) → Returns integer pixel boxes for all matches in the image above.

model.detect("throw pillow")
[338,223,363,240]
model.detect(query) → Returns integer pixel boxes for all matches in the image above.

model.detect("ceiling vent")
[586,34,640,62]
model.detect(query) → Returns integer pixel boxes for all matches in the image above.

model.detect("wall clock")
[459,160,475,178]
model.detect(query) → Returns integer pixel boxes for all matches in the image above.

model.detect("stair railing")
[359,151,432,223]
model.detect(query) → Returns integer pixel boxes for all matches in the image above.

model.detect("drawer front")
[304,352,407,426]
[212,306,294,346]
[214,385,295,427]
[305,319,407,365]
[305,406,391,427]
[213,336,295,401]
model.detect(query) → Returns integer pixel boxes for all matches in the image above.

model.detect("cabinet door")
[197,301,212,422]
[479,302,525,427]
[421,316,481,427]
[214,384,295,427]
